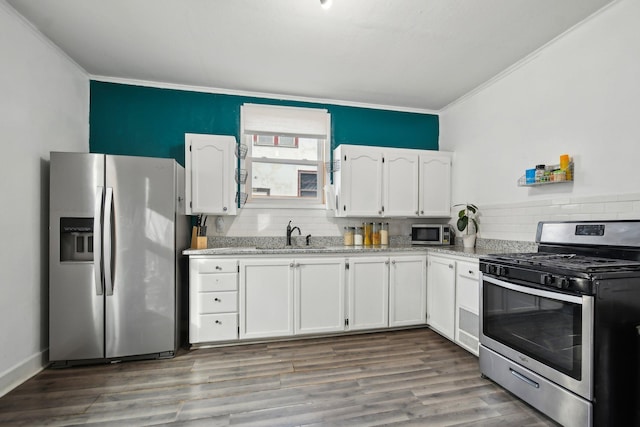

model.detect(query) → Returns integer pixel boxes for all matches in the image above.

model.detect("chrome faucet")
[286,220,301,246]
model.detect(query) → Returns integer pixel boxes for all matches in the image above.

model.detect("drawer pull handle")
[214,298,221,302]
[510,368,539,388]
[215,266,222,270]
[469,270,474,274]
[215,320,222,325]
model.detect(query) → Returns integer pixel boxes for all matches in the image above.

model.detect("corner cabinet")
[426,255,456,340]
[185,133,237,215]
[333,144,451,218]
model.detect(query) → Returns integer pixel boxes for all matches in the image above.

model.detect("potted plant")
[454,203,479,248]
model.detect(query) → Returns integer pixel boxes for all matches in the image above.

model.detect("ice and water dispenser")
[60,217,94,262]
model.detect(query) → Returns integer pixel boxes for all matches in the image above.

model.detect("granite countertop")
[183,243,526,258]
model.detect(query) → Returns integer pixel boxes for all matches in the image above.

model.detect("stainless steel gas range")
[479,220,640,427]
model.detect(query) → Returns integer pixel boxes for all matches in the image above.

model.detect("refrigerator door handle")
[94,186,104,296]
[104,187,114,296]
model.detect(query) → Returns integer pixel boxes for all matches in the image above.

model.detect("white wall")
[0,2,88,396]
[440,0,640,241]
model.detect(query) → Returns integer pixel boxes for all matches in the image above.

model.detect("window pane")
[248,135,320,161]
[251,163,318,198]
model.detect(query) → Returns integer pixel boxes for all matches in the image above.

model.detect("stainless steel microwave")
[411,224,451,245]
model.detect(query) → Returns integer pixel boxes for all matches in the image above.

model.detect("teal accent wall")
[89,81,439,165]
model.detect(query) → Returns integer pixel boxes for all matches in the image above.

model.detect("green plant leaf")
[457,217,468,232]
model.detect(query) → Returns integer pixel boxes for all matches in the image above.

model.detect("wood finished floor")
[0,328,559,426]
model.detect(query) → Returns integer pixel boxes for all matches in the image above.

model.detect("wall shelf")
[518,162,573,187]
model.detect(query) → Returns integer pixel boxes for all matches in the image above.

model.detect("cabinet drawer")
[198,273,237,292]
[195,313,238,342]
[194,259,237,274]
[198,291,237,314]
[457,261,479,280]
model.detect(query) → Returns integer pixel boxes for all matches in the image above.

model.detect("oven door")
[480,273,594,400]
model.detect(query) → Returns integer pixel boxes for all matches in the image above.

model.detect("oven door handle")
[482,274,584,305]
[510,368,540,389]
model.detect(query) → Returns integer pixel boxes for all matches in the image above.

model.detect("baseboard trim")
[0,349,48,397]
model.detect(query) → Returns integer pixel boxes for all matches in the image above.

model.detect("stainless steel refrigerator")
[49,152,189,366]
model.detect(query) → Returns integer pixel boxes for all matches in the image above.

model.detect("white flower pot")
[462,234,477,249]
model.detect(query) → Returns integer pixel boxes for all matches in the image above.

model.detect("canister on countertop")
[343,226,354,246]
[363,222,373,246]
[372,223,381,246]
[380,223,389,245]
[354,226,364,246]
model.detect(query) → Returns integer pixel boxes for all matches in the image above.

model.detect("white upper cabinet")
[383,150,420,217]
[185,133,237,215]
[334,145,383,216]
[418,152,452,217]
[333,144,451,218]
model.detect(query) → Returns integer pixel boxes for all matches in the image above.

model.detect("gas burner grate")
[490,252,640,272]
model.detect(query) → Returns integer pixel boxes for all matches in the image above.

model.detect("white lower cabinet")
[295,258,346,335]
[238,257,346,340]
[189,252,428,346]
[348,256,390,330]
[426,253,480,356]
[239,258,294,340]
[455,260,480,355]
[426,255,456,340]
[189,258,239,344]
[389,255,427,327]
[348,254,427,331]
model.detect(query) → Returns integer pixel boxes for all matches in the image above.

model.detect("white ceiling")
[7,0,615,111]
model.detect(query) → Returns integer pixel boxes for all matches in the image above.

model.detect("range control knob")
[556,277,569,289]
[541,274,554,286]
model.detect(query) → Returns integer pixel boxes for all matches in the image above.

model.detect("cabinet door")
[336,145,383,217]
[186,133,237,215]
[294,258,346,335]
[389,255,427,327]
[455,260,480,355]
[426,255,456,340]
[239,259,293,339]
[418,152,451,217]
[348,256,389,330]
[383,150,420,217]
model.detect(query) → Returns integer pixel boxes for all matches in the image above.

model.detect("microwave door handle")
[104,187,114,296]
[94,186,104,296]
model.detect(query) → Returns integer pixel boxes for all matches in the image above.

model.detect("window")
[241,104,330,207]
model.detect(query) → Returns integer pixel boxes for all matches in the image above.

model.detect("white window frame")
[241,104,330,209]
